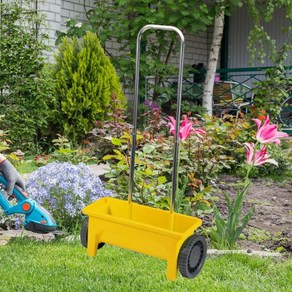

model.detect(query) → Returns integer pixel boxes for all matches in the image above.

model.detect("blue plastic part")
[0,175,57,233]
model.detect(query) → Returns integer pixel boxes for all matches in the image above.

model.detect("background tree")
[57,0,213,104]
[246,0,292,121]
[202,1,227,116]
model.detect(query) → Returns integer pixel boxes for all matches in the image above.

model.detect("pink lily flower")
[167,116,205,141]
[193,128,206,136]
[244,142,278,166]
[252,115,288,146]
[167,116,177,136]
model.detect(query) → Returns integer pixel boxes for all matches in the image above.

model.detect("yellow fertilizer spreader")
[81,25,207,280]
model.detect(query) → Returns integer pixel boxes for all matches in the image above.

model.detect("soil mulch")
[204,175,292,253]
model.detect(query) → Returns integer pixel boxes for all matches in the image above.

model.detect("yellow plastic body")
[82,197,202,280]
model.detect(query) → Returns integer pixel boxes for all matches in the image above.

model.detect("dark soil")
[204,175,292,253]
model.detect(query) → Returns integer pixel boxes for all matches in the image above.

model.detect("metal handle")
[129,24,185,214]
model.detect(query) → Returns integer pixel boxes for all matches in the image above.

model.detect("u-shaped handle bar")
[128,24,185,214]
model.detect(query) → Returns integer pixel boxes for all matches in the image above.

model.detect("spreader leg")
[87,231,99,257]
[166,255,178,280]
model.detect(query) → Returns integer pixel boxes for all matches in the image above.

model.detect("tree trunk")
[202,9,225,116]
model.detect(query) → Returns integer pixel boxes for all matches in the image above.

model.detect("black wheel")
[178,235,207,279]
[80,217,105,249]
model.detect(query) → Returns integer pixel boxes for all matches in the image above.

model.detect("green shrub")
[51,31,126,145]
[0,1,52,152]
[0,116,11,153]
[203,115,255,174]
[86,94,133,161]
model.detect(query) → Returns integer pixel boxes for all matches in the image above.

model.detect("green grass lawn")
[0,238,290,292]
[15,159,40,174]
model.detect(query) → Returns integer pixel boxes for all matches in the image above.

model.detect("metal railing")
[146,66,291,100]
[145,66,292,121]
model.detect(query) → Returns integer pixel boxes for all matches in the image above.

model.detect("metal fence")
[146,66,291,100]
[145,66,292,129]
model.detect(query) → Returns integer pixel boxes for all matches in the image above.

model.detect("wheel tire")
[178,235,207,279]
[80,217,105,249]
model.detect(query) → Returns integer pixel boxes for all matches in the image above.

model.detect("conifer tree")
[52,31,126,144]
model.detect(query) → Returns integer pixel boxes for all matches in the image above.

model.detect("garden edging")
[207,248,282,258]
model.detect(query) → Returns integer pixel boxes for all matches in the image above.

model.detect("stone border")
[0,230,55,245]
[207,248,282,258]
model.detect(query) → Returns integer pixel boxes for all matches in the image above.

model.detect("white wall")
[38,0,96,61]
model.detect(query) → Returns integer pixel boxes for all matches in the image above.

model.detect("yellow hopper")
[81,25,207,280]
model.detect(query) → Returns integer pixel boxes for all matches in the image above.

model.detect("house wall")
[226,6,290,88]
[228,6,290,68]
[38,0,96,61]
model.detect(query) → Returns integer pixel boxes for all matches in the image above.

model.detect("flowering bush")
[103,112,288,223]
[26,162,112,232]
[209,115,288,249]
[104,115,214,217]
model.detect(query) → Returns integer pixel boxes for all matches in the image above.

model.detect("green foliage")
[15,159,40,174]
[203,115,254,174]
[0,116,11,153]
[251,33,291,121]
[102,114,229,217]
[209,181,255,250]
[0,0,52,152]
[0,116,27,164]
[51,31,126,145]
[247,227,271,243]
[159,176,214,217]
[101,114,265,218]
[180,101,207,117]
[56,0,213,99]
[249,142,292,179]
[253,65,291,121]
[51,135,77,162]
[51,134,97,164]
[86,95,132,161]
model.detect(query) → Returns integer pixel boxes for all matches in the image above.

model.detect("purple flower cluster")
[144,99,160,111]
[14,217,22,230]
[26,162,112,220]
